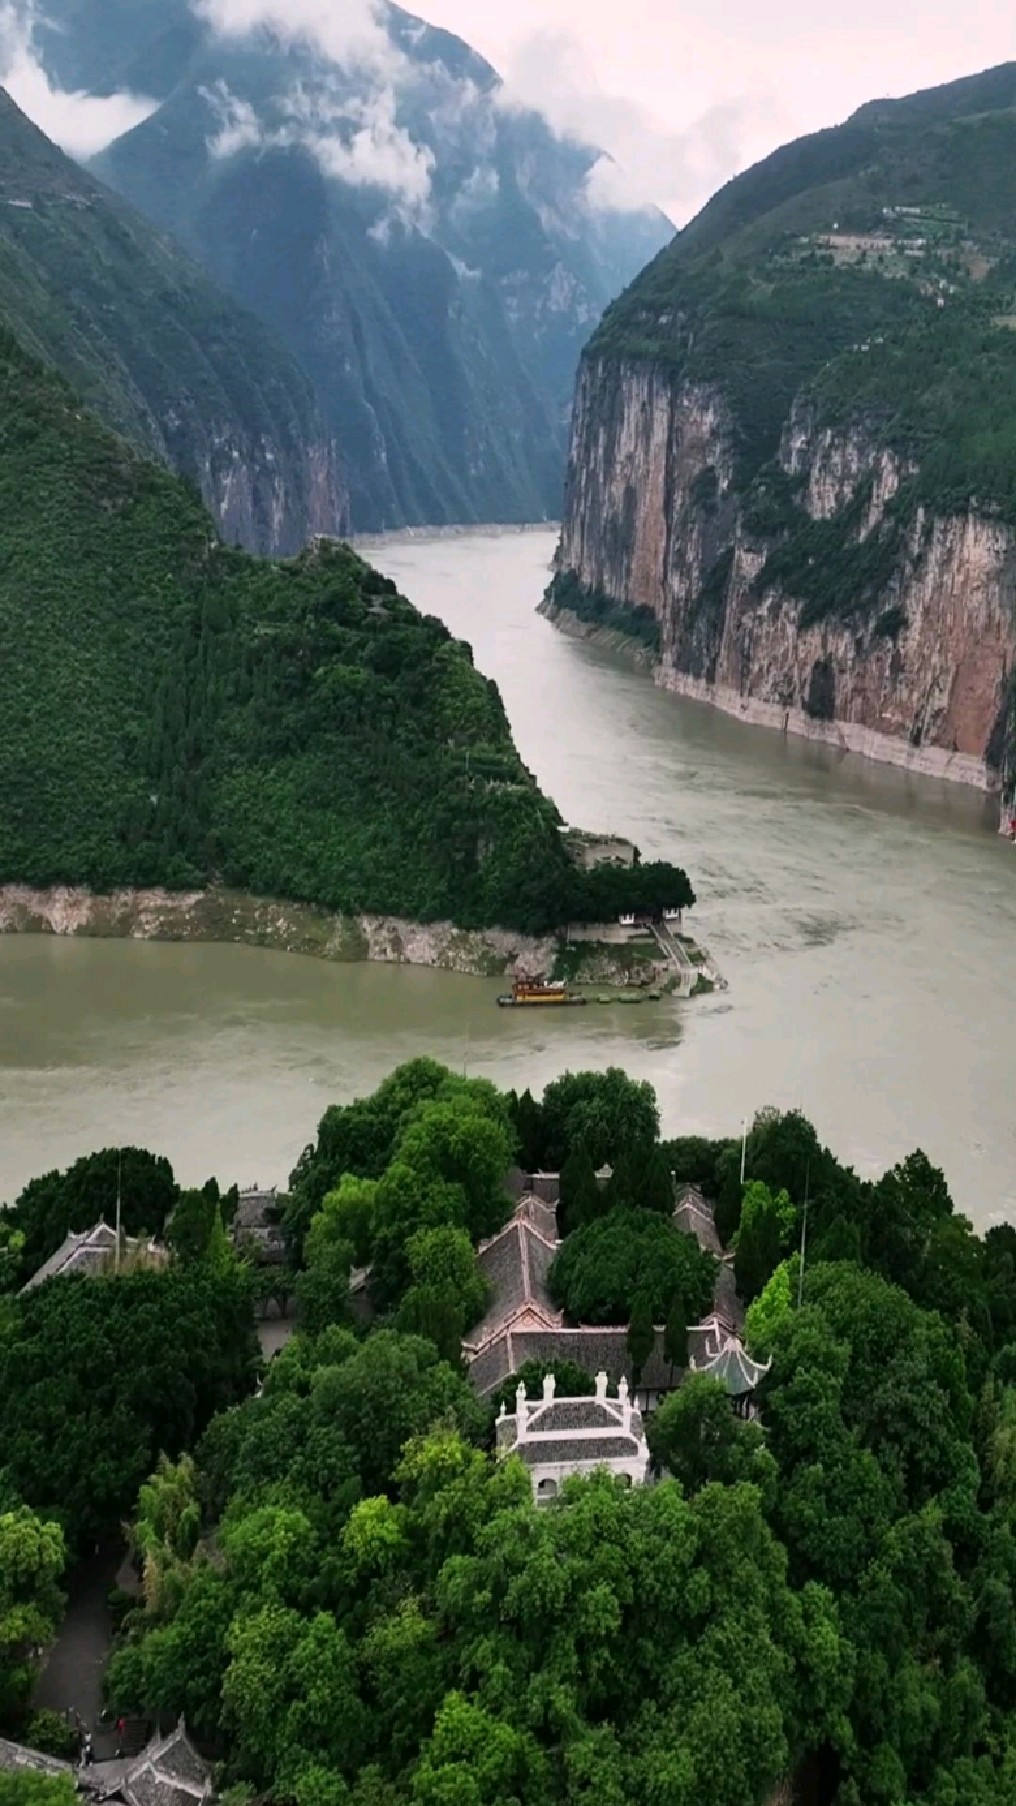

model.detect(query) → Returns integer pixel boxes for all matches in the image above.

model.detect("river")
[2,527,1013,1224]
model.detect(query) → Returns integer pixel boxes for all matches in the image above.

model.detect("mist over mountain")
[24,0,671,529]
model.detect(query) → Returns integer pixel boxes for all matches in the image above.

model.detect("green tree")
[539,1069,660,1168]
[548,1208,715,1326]
[663,1293,689,1380]
[744,1256,799,1358]
[636,1146,675,1216]
[0,1777,78,1806]
[646,1375,772,1496]
[557,1144,603,1237]
[395,1226,489,1362]
[627,1292,654,1387]
[734,1181,796,1302]
[0,1504,66,1721]
[166,1189,217,1264]
[295,1239,354,1339]
[509,1088,544,1171]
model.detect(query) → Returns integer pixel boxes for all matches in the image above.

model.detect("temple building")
[0,1721,214,1806]
[464,1185,764,1417]
[229,1185,286,1266]
[495,1370,650,1501]
[20,1223,165,1293]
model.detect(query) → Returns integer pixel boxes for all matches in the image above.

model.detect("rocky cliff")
[553,66,1016,788]
[556,360,1016,786]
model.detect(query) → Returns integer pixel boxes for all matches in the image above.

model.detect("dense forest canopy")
[0,333,691,935]
[5,1067,1016,1802]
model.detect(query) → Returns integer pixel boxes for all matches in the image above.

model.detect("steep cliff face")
[556,361,1016,785]
[0,88,345,554]
[554,64,1016,787]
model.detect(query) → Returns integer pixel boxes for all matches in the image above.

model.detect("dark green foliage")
[0,90,333,554]
[635,1146,676,1216]
[0,335,687,941]
[626,1293,654,1386]
[0,1266,258,1553]
[548,1208,715,1325]
[647,1375,772,1494]
[538,1068,661,1169]
[662,1134,736,1198]
[557,1146,604,1237]
[545,569,662,653]
[9,1147,178,1284]
[508,1088,544,1172]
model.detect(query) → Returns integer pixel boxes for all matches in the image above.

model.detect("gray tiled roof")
[673,1186,723,1256]
[692,1335,770,1398]
[518,1437,643,1465]
[21,1222,119,1292]
[525,1398,623,1433]
[122,1722,212,1806]
[0,1739,74,1778]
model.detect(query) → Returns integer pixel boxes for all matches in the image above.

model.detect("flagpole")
[115,1149,122,1274]
[797,1160,810,1308]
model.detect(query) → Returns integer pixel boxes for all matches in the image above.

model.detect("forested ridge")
[4,1066,1016,1803]
[0,331,690,934]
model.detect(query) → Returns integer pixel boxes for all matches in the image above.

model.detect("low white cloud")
[192,0,394,74]
[201,76,434,212]
[310,90,434,208]
[0,4,157,157]
[499,27,779,224]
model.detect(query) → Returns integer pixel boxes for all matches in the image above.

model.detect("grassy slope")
[0,87,335,549]
[0,331,581,933]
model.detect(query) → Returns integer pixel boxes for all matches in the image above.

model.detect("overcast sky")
[424,0,1016,220]
[2,0,1014,218]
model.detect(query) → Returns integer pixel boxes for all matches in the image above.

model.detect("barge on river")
[497,975,586,1008]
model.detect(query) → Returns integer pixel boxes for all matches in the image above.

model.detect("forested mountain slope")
[555,64,1016,788]
[0,330,682,933]
[0,87,343,554]
[31,0,670,530]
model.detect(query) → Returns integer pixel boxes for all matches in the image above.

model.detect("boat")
[496,975,586,1008]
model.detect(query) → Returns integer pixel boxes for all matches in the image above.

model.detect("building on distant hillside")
[20,1223,165,1294]
[495,1370,650,1501]
[230,1186,286,1266]
[0,1720,214,1806]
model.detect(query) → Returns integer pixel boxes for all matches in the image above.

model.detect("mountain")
[0,85,344,554]
[0,324,661,934]
[553,65,1016,787]
[29,0,671,530]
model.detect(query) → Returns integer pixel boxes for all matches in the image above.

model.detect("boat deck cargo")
[497,975,586,1008]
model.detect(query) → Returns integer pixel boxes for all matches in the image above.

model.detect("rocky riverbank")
[0,884,555,977]
[0,884,721,996]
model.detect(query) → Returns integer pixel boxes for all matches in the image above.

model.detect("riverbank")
[540,601,1000,796]
[0,884,721,997]
[537,597,658,669]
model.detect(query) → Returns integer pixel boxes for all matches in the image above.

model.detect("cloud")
[0,4,157,157]
[499,27,780,223]
[192,0,394,73]
[309,90,434,208]
[201,77,434,212]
